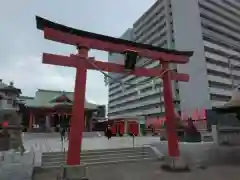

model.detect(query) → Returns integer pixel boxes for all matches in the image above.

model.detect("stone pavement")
[87,161,240,180]
[1,133,160,180]
[152,141,240,166]
[4,133,240,180]
[0,151,34,180]
[0,163,33,180]
[22,133,161,152]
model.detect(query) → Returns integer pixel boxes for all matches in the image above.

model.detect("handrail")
[141,144,149,157]
[57,148,66,180]
[31,145,36,166]
[132,135,135,148]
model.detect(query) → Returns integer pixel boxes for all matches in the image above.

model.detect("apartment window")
[208,69,240,81]
[140,86,153,94]
[136,22,166,44]
[134,5,165,36]
[208,81,232,90]
[205,57,228,68]
[203,36,240,54]
[222,0,240,12]
[202,23,239,43]
[109,92,137,104]
[207,69,229,78]
[115,103,161,115]
[210,94,231,101]
[206,0,240,20]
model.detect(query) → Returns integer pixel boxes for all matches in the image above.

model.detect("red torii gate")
[36,16,193,165]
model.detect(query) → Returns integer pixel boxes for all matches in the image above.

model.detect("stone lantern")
[0,80,24,151]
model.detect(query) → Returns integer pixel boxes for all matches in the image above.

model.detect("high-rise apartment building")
[108,0,240,119]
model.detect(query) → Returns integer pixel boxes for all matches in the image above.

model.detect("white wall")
[171,0,211,113]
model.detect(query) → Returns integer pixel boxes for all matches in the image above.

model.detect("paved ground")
[152,141,240,166]
[3,133,240,180]
[33,161,240,180]
[23,131,103,139]
[22,133,161,152]
[87,161,240,180]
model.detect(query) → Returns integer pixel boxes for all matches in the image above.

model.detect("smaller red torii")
[36,16,193,165]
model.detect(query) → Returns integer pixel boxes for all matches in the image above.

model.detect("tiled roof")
[0,80,21,94]
[21,89,99,110]
[0,81,8,89]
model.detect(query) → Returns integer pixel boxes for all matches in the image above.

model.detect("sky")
[0,0,156,105]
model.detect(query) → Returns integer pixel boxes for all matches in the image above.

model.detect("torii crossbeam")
[36,16,193,165]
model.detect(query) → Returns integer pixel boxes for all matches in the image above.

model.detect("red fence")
[146,108,207,130]
[109,108,208,135]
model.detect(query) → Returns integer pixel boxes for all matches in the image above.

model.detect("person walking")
[105,125,112,139]
[60,127,66,141]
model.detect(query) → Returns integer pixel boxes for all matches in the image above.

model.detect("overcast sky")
[0,0,155,105]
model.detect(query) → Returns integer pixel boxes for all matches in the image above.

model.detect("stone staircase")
[32,146,162,180]
[41,146,157,168]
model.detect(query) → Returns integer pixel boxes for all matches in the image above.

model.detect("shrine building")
[19,89,105,133]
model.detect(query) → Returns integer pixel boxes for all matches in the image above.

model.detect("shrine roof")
[36,16,193,57]
[0,81,7,89]
[20,89,99,110]
[0,80,21,94]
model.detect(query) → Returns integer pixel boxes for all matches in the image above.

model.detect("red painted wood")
[43,53,77,67]
[44,28,190,64]
[162,62,180,157]
[128,123,133,135]
[131,123,139,136]
[198,108,206,119]
[67,48,88,165]
[111,124,116,135]
[191,109,199,120]
[43,53,189,82]
[116,121,124,135]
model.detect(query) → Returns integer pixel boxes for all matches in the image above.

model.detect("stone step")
[42,155,155,168]
[43,154,149,165]
[42,154,151,167]
[42,151,148,163]
[41,147,157,168]
[42,147,144,157]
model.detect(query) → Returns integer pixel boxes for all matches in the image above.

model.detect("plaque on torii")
[35,16,193,165]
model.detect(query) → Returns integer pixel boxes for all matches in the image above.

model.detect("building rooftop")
[0,79,21,95]
[20,89,99,110]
